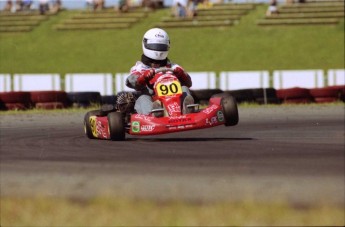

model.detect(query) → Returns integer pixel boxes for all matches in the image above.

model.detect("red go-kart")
[84,68,239,141]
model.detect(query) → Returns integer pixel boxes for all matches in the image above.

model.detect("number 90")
[160,84,179,95]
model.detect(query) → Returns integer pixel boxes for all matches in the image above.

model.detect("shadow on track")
[125,137,254,142]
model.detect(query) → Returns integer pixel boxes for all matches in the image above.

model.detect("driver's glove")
[137,68,155,85]
[173,66,192,88]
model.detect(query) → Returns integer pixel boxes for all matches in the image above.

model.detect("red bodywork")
[91,71,226,139]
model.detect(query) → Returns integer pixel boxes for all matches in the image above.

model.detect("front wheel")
[108,112,126,141]
[221,96,239,126]
[84,110,101,139]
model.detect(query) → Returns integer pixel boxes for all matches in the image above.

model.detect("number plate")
[156,80,182,97]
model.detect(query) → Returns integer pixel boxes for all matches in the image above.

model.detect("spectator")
[142,0,156,11]
[199,0,212,9]
[116,0,130,12]
[187,0,199,18]
[3,0,12,11]
[39,0,49,15]
[51,0,62,13]
[94,0,105,10]
[86,0,105,11]
[15,0,23,11]
[86,0,94,11]
[172,0,188,18]
[266,0,279,16]
[22,0,32,11]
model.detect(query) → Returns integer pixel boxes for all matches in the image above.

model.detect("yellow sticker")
[89,116,98,137]
[156,81,182,97]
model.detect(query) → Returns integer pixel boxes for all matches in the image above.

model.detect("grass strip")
[162,15,241,22]
[279,7,344,13]
[1,196,344,226]
[264,12,345,19]
[198,4,255,10]
[64,18,138,24]
[55,23,131,30]
[281,3,344,9]
[257,18,340,26]
[0,26,33,32]
[0,15,48,21]
[0,21,40,26]
[157,20,233,28]
[197,9,248,16]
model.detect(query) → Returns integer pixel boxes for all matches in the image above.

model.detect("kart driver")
[125,27,194,115]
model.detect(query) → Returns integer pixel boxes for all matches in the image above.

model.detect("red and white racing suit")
[126,60,192,114]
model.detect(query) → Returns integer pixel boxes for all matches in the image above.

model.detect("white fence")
[220,71,269,90]
[1,69,344,94]
[13,74,61,91]
[65,73,113,95]
[115,73,133,92]
[273,70,324,89]
[328,69,345,86]
[0,74,11,92]
[189,72,217,89]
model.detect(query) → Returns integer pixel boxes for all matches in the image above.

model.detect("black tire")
[67,92,101,107]
[101,95,117,105]
[84,110,101,139]
[191,89,224,104]
[251,88,277,99]
[221,95,239,126]
[108,112,125,141]
[255,97,282,105]
[227,89,255,103]
[211,92,231,99]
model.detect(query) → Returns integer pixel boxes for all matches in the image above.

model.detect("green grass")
[0,5,344,75]
[1,196,344,226]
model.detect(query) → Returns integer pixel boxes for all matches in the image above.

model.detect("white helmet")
[142,28,170,60]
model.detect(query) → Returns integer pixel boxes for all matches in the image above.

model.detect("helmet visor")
[143,39,169,51]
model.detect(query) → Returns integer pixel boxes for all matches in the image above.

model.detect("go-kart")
[84,68,239,141]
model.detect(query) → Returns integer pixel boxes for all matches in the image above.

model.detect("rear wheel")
[108,112,126,141]
[84,110,101,139]
[221,96,239,126]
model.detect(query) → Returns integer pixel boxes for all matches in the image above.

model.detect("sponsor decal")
[205,116,218,126]
[167,102,181,115]
[96,121,108,138]
[168,116,192,124]
[167,124,193,130]
[141,125,155,132]
[155,32,164,38]
[217,111,224,122]
[132,121,140,133]
[202,105,218,114]
[134,114,153,122]
[90,117,108,138]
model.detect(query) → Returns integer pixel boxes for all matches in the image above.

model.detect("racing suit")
[126,54,192,114]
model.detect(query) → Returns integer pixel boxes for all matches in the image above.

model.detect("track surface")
[1,105,344,206]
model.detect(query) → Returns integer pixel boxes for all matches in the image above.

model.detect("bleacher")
[0,11,58,33]
[257,0,344,26]
[55,8,148,30]
[156,3,257,28]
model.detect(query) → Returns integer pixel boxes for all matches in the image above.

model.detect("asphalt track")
[1,105,344,206]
